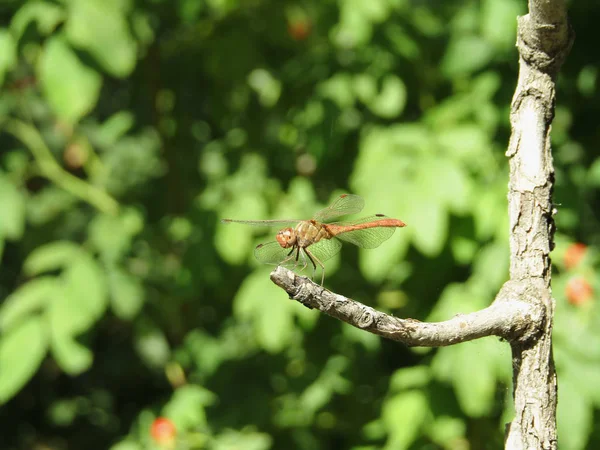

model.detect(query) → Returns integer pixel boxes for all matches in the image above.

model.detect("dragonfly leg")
[279,246,297,267]
[304,248,325,285]
[298,248,309,273]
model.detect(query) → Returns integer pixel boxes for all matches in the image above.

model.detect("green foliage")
[0,0,597,449]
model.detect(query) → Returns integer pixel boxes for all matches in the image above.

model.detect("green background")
[0,0,598,449]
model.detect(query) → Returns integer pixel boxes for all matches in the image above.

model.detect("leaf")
[97,111,135,146]
[65,0,137,77]
[389,366,432,392]
[436,340,498,417]
[39,35,102,124]
[442,35,494,78]
[162,385,217,430]
[217,194,268,265]
[0,277,57,331]
[10,1,65,41]
[0,30,16,87]
[481,0,523,50]
[318,73,355,109]
[0,316,48,403]
[557,374,593,450]
[48,253,107,337]
[405,186,448,257]
[367,75,407,119]
[233,269,295,354]
[23,241,82,276]
[89,214,133,262]
[110,442,142,450]
[50,330,93,374]
[382,390,429,450]
[0,173,25,240]
[108,268,144,320]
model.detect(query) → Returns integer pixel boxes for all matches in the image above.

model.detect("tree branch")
[270,267,541,347]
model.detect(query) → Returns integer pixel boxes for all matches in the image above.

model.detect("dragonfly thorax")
[276,228,297,248]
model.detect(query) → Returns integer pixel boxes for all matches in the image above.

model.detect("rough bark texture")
[504,1,573,449]
[271,267,542,346]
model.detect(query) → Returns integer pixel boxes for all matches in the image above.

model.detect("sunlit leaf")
[0,316,48,403]
[23,241,82,276]
[0,277,57,331]
[0,30,16,86]
[39,35,102,124]
[0,173,25,240]
[163,385,217,430]
[367,75,407,119]
[233,269,295,354]
[50,330,93,374]
[442,35,493,78]
[10,1,65,40]
[557,374,593,450]
[108,268,144,320]
[382,390,429,450]
[65,0,137,77]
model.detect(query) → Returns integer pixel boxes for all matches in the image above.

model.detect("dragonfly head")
[276,228,296,248]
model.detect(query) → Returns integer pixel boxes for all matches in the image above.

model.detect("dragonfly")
[221,194,406,285]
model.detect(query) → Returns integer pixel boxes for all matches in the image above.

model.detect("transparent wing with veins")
[327,215,400,249]
[254,237,342,267]
[312,194,365,223]
[254,241,297,266]
[221,218,301,228]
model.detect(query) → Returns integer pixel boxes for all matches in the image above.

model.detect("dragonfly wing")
[305,237,342,263]
[331,215,399,249]
[222,218,301,228]
[312,194,365,222]
[254,241,296,266]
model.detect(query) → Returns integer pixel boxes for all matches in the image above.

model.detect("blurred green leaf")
[0,316,48,403]
[96,111,135,146]
[234,270,295,353]
[0,173,25,240]
[389,366,432,392]
[442,35,493,77]
[65,0,137,77]
[433,339,501,417]
[212,428,272,450]
[10,1,65,40]
[23,241,82,276]
[217,194,268,265]
[367,75,407,119]
[557,374,593,450]
[110,441,142,450]
[481,0,522,50]
[39,35,102,124]
[49,252,108,336]
[108,268,144,320]
[0,277,57,331]
[163,385,217,431]
[0,29,16,86]
[50,330,93,374]
[382,390,429,450]
[426,416,467,448]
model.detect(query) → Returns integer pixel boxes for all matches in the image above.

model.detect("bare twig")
[270,267,541,347]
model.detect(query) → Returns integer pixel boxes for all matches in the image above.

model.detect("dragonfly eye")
[276,228,296,248]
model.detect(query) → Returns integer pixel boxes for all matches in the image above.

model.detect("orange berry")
[287,19,311,41]
[566,276,593,306]
[564,243,587,270]
[150,417,176,446]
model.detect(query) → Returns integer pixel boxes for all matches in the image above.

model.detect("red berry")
[564,243,587,270]
[287,19,311,41]
[150,417,176,446]
[566,277,594,306]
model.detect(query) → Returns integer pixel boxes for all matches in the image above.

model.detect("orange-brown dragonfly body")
[222,194,406,284]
